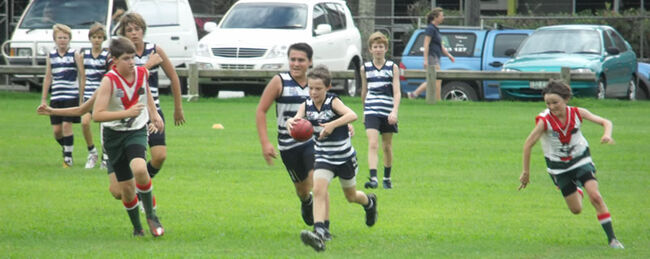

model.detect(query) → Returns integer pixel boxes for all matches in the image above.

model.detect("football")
[290,119,313,142]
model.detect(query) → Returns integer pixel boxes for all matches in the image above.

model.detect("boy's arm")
[155,45,185,126]
[578,108,614,144]
[286,103,306,131]
[388,63,401,125]
[146,82,164,133]
[93,77,142,122]
[318,97,357,140]
[360,65,367,109]
[38,93,95,116]
[519,121,545,190]
[255,75,282,165]
[76,51,85,104]
[41,56,52,105]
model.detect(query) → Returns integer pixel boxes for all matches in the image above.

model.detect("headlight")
[571,68,593,73]
[196,43,211,57]
[262,64,283,69]
[12,48,32,57]
[502,68,520,72]
[267,45,288,59]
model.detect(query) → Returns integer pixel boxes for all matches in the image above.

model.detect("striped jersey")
[276,72,312,151]
[363,60,395,117]
[306,94,356,165]
[536,106,593,175]
[48,48,79,101]
[134,42,160,109]
[101,66,150,131]
[82,48,110,100]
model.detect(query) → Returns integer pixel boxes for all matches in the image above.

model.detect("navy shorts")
[364,115,398,134]
[50,99,81,124]
[280,143,315,183]
[148,109,166,147]
[315,156,358,180]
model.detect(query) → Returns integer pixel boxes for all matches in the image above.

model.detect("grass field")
[1,91,648,258]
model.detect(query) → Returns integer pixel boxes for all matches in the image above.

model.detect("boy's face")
[544,93,568,116]
[54,32,70,50]
[89,33,105,48]
[308,78,329,104]
[370,42,387,59]
[124,23,144,45]
[288,49,311,78]
[114,53,135,72]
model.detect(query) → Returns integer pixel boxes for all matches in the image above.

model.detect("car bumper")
[499,80,598,100]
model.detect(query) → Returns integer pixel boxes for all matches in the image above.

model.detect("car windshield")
[19,0,108,29]
[132,1,179,27]
[518,29,602,56]
[220,3,307,29]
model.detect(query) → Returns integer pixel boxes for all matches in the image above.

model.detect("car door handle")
[489,61,503,67]
[171,36,180,40]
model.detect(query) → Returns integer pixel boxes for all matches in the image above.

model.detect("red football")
[290,119,314,142]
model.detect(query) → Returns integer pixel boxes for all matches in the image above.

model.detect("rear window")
[221,3,307,29]
[492,34,528,57]
[408,32,476,57]
[19,0,108,29]
[132,1,179,27]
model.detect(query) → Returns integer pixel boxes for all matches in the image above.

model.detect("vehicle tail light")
[399,62,406,81]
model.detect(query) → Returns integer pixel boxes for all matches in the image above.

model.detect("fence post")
[187,63,199,102]
[560,66,571,87]
[425,64,437,104]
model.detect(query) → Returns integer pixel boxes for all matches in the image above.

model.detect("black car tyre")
[442,81,478,101]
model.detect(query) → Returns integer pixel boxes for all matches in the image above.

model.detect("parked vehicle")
[194,0,362,96]
[500,24,637,100]
[636,62,650,100]
[2,0,197,90]
[400,27,532,101]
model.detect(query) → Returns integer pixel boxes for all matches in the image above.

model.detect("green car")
[500,24,637,100]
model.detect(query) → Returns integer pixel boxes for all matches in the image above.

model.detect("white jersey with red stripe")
[101,66,150,131]
[536,106,593,175]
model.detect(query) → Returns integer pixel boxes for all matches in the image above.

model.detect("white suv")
[194,0,362,96]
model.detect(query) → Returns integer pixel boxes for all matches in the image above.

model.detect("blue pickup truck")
[400,27,532,100]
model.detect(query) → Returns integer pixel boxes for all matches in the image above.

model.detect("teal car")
[500,25,637,100]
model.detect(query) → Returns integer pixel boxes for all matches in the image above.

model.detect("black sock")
[147,161,160,178]
[301,194,313,205]
[62,135,74,158]
[87,145,96,152]
[324,220,330,230]
[56,138,64,146]
[369,169,377,180]
[384,167,392,179]
[598,213,616,242]
[364,194,374,209]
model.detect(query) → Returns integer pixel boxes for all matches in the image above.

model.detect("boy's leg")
[108,172,122,200]
[342,185,377,227]
[148,146,166,178]
[583,179,620,247]
[365,128,379,188]
[130,150,164,237]
[62,121,74,167]
[381,133,393,189]
[118,178,143,236]
[301,169,332,251]
[81,113,98,169]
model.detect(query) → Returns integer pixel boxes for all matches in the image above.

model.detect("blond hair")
[118,12,147,36]
[88,22,107,40]
[52,24,72,40]
[368,31,389,48]
[427,7,443,23]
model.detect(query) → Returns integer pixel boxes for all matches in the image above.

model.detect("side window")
[324,3,344,31]
[442,33,476,57]
[607,30,628,52]
[335,4,347,28]
[408,33,426,56]
[492,34,528,57]
[312,4,327,31]
[602,31,614,50]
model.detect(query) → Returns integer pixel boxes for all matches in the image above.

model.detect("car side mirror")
[606,47,620,55]
[314,24,332,35]
[505,48,516,57]
[204,22,218,33]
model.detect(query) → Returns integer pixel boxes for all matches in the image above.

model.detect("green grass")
[1,92,649,258]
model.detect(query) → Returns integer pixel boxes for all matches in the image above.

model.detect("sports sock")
[56,138,64,146]
[301,194,313,205]
[324,220,330,230]
[384,167,392,179]
[123,196,142,231]
[136,180,156,219]
[62,135,73,158]
[369,169,377,181]
[314,222,327,237]
[147,161,160,178]
[598,212,616,242]
[363,194,374,209]
[87,145,97,154]
[102,153,109,161]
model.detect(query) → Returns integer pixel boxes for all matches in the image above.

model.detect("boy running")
[287,65,377,252]
[518,80,623,249]
[360,32,401,189]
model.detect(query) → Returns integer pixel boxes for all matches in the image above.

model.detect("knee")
[313,186,327,199]
[569,207,582,215]
[368,141,378,151]
[109,187,121,200]
[152,152,167,164]
[382,144,392,154]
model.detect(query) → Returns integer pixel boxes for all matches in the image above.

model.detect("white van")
[2,0,197,89]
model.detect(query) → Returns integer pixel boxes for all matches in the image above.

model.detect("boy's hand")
[146,53,163,68]
[601,135,615,144]
[285,118,297,131]
[174,108,185,126]
[126,103,145,118]
[518,171,530,190]
[388,112,398,125]
[261,142,277,165]
[149,114,164,134]
[36,104,52,115]
[347,124,355,137]
[318,122,334,140]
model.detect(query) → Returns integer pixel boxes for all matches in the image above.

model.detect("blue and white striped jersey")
[363,60,395,118]
[275,72,312,151]
[306,94,356,165]
[49,48,79,101]
[82,48,109,100]
[134,42,160,109]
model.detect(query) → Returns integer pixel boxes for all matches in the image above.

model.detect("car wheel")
[596,78,606,100]
[627,77,637,101]
[441,81,478,101]
[344,61,361,96]
[200,84,219,98]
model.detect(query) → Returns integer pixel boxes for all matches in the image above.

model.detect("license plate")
[529,81,547,89]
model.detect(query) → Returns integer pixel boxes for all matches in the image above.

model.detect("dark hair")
[110,37,136,59]
[427,7,443,23]
[307,64,331,87]
[542,79,572,100]
[118,12,147,36]
[288,42,313,60]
